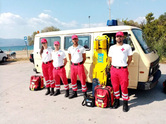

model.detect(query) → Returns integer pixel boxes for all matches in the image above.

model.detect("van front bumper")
[137,70,161,90]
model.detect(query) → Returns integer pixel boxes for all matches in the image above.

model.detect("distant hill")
[0,38,26,47]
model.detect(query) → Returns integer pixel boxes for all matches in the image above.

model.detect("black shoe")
[83,92,87,98]
[53,89,61,96]
[113,99,120,109]
[50,88,54,96]
[45,88,50,95]
[65,90,69,97]
[69,91,77,99]
[123,100,129,112]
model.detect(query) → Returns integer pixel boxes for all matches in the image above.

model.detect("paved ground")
[0,61,166,124]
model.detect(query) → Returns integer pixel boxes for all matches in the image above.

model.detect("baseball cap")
[54,41,60,45]
[72,35,78,39]
[116,31,124,37]
[41,38,47,43]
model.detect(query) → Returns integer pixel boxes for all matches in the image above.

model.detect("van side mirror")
[132,47,135,51]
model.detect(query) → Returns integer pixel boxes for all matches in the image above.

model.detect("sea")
[0,45,34,52]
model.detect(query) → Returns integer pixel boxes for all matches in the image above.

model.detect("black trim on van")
[137,70,161,90]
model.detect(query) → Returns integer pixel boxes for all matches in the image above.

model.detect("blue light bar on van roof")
[107,20,118,26]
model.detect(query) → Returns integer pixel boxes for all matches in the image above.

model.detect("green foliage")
[122,12,166,60]
[28,26,60,46]
[41,26,60,33]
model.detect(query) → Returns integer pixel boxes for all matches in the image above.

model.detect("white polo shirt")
[108,44,132,66]
[68,45,86,63]
[52,50,66,67]
[41,47,53,63]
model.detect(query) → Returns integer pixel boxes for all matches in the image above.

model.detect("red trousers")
[42,62,55,88]
[110,66,129,101]
[71,64,87,92]
[53,67,69,90]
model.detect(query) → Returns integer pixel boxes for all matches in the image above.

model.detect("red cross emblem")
[77,49,80,52]
[58,54,60,57]
[121,48,125,51]
[46,51,48,54]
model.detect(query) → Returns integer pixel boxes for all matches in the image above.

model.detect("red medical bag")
[94,85,114,108]
[29,75,45,91]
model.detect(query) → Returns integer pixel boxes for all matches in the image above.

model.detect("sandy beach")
[6,50,33,61]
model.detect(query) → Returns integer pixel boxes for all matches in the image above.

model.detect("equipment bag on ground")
[82,94,95,107]
[94,85,114,108]
[29,75,45,91]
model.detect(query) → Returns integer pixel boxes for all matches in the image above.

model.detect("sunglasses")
[42,42,46,44]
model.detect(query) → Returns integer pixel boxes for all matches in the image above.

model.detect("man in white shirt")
[52,41,69,97]
[108,31,132,112]
[68,35,87,99]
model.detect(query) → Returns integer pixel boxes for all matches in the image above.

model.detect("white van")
[0,49,8,62]
[33,25,161,90]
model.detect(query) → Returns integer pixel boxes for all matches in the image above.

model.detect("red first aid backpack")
[29,75,45,91]
[94,85,114,108]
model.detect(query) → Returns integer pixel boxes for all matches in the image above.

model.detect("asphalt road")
[0,61,166,124]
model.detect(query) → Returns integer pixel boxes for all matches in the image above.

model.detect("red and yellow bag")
[94,85,114,108]
[29,75,45,91]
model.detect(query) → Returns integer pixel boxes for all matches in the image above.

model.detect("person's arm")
[82,53,86,64]
[64,58,67,66]
[127,55,132,66]
[68,54,71,61]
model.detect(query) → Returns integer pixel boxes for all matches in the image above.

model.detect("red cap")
[54,41,60,45]
[116,31,124,37]
[41,38,47,43]
[72,35,78,39]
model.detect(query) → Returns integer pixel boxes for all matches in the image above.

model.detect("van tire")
[2,57,7,62]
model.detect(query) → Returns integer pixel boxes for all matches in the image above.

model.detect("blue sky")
[0,0,165,39]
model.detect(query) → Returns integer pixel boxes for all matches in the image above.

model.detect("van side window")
[64,35,91,50]
[39,37,61,50]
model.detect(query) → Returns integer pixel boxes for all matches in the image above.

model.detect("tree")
[41,26,60,33]
[122,12,166,60]
[28,31,37,46]
[28,26,60,46]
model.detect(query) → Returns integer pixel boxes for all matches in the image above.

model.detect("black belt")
[71,61,83,65]
[55,65,64,70]
[113,66,127,69]
[43,60,53,64]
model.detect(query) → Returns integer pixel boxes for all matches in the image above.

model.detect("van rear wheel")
[2,57,7,62]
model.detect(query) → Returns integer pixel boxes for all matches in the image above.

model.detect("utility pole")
[88,16,90,28]
[109,0,111,20]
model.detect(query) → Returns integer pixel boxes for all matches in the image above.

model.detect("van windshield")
[132,29,152,54]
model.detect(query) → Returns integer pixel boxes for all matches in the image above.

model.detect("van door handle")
[86,57,90,59]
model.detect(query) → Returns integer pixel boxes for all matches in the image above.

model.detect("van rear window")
[40,37,61,49]
[64,36,91,50]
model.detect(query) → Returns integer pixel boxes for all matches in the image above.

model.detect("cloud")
[0,12,25,25]
[0,12,78,39]
[107,0,115,5]
[81,23,106,28]
[134,16,146,24]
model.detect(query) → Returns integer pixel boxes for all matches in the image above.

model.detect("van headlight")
[150,68,153,74]
[149,76,154,82]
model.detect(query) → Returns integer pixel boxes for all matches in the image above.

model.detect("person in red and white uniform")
[108,31,132,112]
[52,41,69,97]
[68,35,87,99]
[40,38,55,96]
